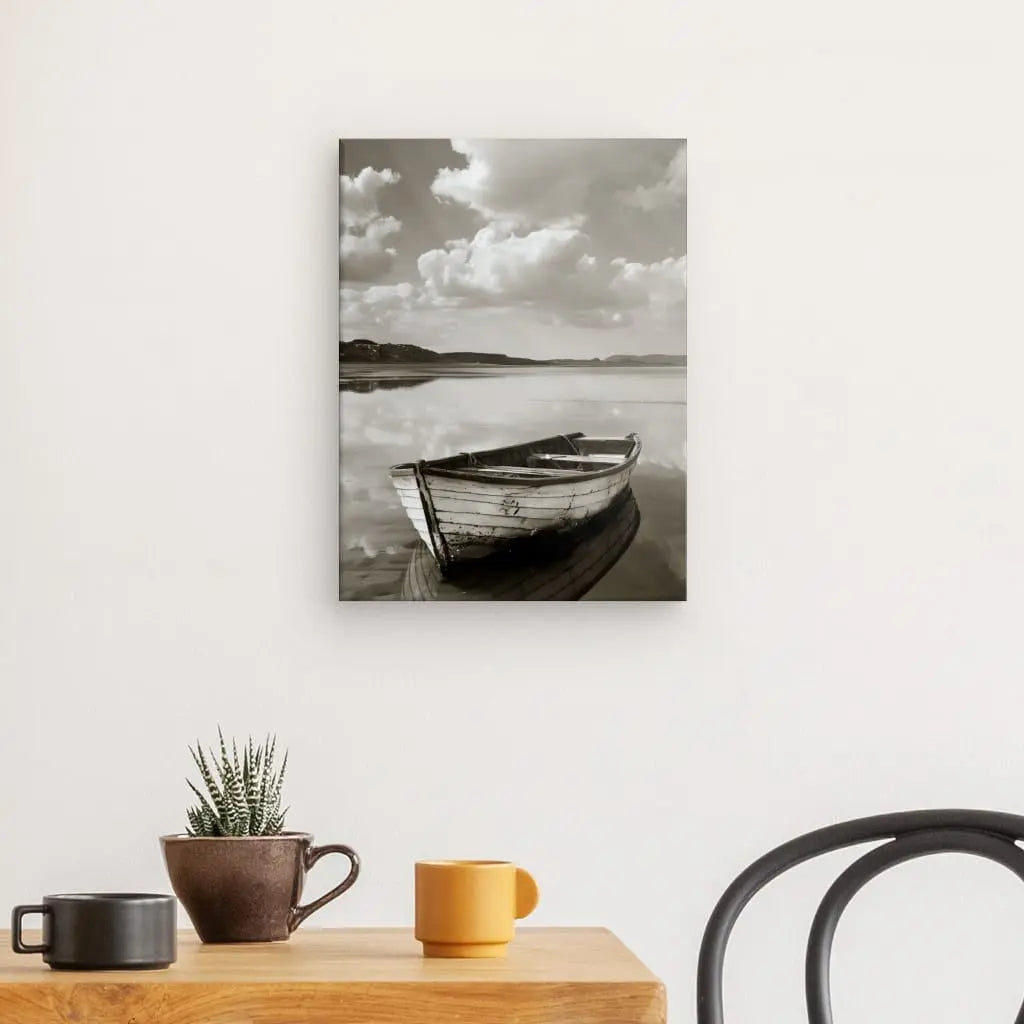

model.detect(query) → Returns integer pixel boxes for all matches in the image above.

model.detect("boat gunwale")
[390,432,642,487]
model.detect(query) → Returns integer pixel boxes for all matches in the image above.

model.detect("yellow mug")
[415,860,540,958]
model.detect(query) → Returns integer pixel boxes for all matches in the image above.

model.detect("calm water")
[339,364,686,600]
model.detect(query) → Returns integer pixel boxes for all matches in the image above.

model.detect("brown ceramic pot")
[160,832,359,943]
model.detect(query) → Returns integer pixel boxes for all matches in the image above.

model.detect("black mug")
[11,893,176,970]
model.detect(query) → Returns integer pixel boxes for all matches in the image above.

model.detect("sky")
[340,139,686,360]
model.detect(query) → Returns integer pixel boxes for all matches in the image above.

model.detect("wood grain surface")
[0,926,666,1023]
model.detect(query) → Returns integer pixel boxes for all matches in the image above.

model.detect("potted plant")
[161,730,360,943]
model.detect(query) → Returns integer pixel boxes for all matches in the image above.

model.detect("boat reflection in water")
[401,489,640,601]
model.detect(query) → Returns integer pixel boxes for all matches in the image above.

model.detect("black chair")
[697,809,1024,1024]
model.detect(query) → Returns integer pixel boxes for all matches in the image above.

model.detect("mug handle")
[515,868,540,919]
[11,905,49,954]
[288,843,360,932]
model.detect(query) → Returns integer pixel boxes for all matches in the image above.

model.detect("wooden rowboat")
[401,489,641,600]
[390,431,641,572]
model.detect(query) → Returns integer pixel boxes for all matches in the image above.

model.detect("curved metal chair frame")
[697,809,1024,1024]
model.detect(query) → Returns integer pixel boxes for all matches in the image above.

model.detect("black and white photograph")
[339,139,686,600]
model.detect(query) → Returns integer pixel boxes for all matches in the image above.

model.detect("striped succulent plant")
[185,729,289,837]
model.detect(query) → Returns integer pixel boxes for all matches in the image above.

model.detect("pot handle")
[289,843,360,932]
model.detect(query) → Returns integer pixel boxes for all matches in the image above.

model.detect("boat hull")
[402,490,641,600]
[392,460,635,564]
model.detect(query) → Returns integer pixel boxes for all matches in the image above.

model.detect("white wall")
[3,1,1024,1020]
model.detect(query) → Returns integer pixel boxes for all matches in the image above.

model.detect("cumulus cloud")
[341,282,419,326]
[342,141,686,335]
[341,167,399,229]
[609,253,687,312]
[617,144,686,210]
[340,166,402,282]
[341,216,401,282]
[417,226,610,310]
[341,225,685,330]
[431,139,682,229]
[418,225,684,325]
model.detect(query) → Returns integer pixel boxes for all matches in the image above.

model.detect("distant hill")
[340,339,685,368]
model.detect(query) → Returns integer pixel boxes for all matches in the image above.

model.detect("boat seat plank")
[530,454,626,464]
[471,466,585,477]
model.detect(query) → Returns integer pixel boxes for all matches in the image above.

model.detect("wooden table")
[0,927,666,1023]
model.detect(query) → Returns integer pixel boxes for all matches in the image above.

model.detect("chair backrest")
[697,809,1024,1024]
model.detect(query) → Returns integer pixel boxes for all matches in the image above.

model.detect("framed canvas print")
[339,139,686,601]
